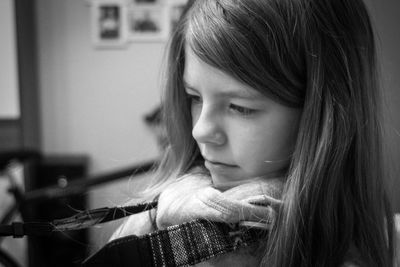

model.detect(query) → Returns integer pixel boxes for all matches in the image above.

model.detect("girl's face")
[184,47,301,187]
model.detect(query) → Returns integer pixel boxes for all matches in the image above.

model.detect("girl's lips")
[204,159,237,168]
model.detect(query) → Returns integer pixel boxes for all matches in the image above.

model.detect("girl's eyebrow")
[183,80,261,100]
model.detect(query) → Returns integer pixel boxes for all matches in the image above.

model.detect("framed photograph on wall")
[91,0,128,48]
[127,0,169,42]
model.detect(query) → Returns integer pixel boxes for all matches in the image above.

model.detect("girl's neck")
[212,174,285,191]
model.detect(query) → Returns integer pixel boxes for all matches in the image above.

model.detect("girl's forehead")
[183,46,266,100]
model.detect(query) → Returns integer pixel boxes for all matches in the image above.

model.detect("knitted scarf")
[83,174,284,266]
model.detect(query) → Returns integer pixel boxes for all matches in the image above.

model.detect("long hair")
[154,0,394,265]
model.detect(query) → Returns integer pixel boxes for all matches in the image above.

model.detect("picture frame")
[91,0,128,48]
[127,0,169,42]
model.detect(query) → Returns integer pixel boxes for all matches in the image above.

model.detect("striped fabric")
[83,219,265,266]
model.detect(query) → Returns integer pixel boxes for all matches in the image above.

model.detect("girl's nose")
[192,108,226,146]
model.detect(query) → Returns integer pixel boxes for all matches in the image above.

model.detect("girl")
[110,0,396,266]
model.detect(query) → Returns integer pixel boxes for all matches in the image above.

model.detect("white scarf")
[156,171,284,230]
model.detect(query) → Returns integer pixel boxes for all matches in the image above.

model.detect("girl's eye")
[186,93,202,104]
[229,104,257,116]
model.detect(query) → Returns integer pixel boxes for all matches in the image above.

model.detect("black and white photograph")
[0,0,399,266]
[99,5,120,40]
[91,0,128,48]
[128,5,168,42]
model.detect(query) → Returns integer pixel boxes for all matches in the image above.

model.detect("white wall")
[36,0,165,249]
[36,0,163,171]
[0,0,20,119]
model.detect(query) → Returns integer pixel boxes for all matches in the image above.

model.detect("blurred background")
[0,0,399,266]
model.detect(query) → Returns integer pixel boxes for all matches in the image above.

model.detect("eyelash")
[186,94,201,104]
[185,93,257,117]
[229,104,256,116]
